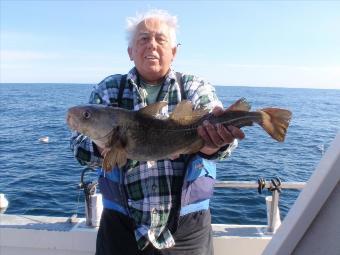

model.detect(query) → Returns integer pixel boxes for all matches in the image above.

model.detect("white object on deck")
[0,194,9,213]
[262,132,340,255]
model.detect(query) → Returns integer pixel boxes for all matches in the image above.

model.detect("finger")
[216,124,235,144]
[227,125,245,140]
[203,121,225,147]
[197,124,216,149]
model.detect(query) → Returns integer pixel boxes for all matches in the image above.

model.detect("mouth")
[144,55,158,60]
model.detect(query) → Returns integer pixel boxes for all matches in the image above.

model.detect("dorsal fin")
[170,100,208,125]
[170,100,193,118]
[138,101,168,117]
[228,97,251,111]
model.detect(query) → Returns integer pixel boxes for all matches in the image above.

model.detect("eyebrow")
[137,31,167,37]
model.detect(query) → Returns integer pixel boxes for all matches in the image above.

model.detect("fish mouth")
[66,107,82,131]
[66,112,79,131]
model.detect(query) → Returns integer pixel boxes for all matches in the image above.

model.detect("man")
[71,9,244,255]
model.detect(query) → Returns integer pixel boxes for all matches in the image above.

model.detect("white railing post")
[266,190,281,233]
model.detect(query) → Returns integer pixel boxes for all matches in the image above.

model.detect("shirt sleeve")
[184,76,238,160]
[70,131,103,168]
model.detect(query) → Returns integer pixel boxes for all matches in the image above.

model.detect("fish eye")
[83,111,91,119]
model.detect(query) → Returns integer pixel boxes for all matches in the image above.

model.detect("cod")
[67,98,292,171]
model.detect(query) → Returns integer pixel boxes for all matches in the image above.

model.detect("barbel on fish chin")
[67,98,292,171]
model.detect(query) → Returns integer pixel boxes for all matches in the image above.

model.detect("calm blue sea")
[0,83,339,225]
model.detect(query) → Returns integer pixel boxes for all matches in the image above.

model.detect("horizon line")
[0,82,339,91]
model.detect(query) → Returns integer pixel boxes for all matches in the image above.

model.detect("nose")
[146,37,157,49]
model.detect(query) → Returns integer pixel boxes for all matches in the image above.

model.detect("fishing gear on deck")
[79,168,98,197]
[78,168,102,227]
[257,177,282,194]
[269,177,282,193]
[257,177,266,194]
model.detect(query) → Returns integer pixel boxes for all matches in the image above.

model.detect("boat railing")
[214,179,306,233]
[1,178,307,234]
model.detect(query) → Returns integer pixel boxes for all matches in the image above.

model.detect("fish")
[67,98,292,171]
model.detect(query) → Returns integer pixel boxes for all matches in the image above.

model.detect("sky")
[1,1,340,89]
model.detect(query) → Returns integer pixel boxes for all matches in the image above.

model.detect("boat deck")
[0,214,271,255]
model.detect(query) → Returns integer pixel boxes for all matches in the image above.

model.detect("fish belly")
[126,127,199,161]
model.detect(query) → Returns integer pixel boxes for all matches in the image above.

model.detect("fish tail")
[258,108,292,142]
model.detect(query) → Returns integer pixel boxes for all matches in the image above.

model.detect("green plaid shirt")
[70,67,234,249]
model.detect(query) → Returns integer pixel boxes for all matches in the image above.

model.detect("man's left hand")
[197,106,245,156]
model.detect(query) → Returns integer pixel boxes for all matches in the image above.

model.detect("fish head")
[67,104,118,141]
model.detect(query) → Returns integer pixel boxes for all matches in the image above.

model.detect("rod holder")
[79,168,103,227]
[85,193,103,227]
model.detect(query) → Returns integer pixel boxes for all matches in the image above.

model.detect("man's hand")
[197,106,245,156]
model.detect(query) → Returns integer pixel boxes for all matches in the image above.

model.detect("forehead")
[136,18,170,36]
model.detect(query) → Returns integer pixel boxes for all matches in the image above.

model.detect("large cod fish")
[67,98,292,171]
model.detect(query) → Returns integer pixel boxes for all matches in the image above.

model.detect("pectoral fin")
[103,146,127,171]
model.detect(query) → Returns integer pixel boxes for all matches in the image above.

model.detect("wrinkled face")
[66,105,116,142]
[128,18,177,84]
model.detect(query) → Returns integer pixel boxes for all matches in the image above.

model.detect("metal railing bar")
[214,181,306,190]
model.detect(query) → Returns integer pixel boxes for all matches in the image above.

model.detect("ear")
[127,47,133,61]
[171,47,177,62]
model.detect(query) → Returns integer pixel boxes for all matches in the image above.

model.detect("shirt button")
[152,208,157,214]
[152,184,157,191]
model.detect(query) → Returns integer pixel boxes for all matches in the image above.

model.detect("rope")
[72,187,82,218]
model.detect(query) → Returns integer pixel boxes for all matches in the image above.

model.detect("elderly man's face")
[128,18,177,84]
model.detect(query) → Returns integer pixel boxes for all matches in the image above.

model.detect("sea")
[0,83,339,225]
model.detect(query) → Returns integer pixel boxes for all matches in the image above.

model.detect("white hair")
[126,9,178,48]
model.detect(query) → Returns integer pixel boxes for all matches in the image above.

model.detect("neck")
[140,76,164,85]
[137,69,170,85]
[140,79,162,87]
